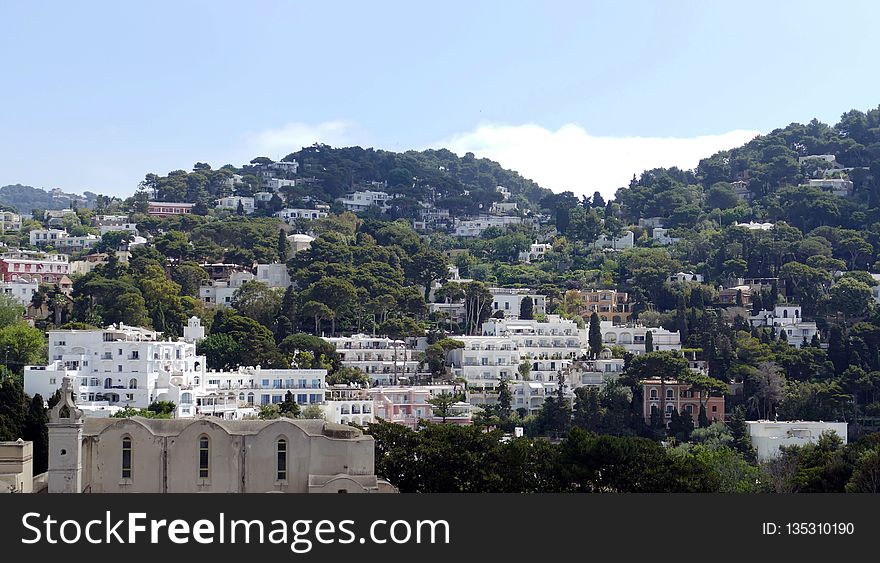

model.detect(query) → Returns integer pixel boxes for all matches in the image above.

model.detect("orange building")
[565,289,632,324]
[640,378,725,426]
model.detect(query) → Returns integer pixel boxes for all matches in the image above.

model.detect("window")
[129,378,137,389]
[121,437,132,479]
[276,439,287,481]
[198,436,210,479]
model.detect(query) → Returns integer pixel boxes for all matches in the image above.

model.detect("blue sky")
[1,0,879,199]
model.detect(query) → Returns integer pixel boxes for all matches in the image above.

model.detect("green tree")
[588,312,603,359]
[428,391,457,423]
[519,296,534,320]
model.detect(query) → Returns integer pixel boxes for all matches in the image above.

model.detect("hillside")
[143,145,554,219]
[0,184,100,214]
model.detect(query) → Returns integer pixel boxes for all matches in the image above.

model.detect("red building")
[147,202,194,216]
[640,378,725,426]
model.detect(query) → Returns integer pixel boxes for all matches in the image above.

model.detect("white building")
[323,386,375,426]
[30,229,99,251]
[255,263,292,289]
[336,191,391,213]
[652,227,679,246]
[490,201,518,214]
[264,178,297,192]
[182,316,205,343]
[600,321,681,354]
[23,323,329,420]
[734,221,774,231]
[638,217,665,229]
[0,279,38,307]
[447,336,521,391]
[199,270,256,307]
[323,334,426,385]
[669,271,704,283]
[798,154,838,166]
[571,347,626,387]
[97,221,138,236]
[288,233,314,254]
[275,208,329,223]
[453,215,523,237]
[480,315,583,384]
[216,196,255,214]
[746,420,848,461]
[490,288,547,318]
[24,324,205,419]
[749,305,818,347]
[29,229,68,246]
[807,178,854,198]
[871,274,880,304]
[0,211,21,232]
[518,241,552,263]
[593,230,634,251]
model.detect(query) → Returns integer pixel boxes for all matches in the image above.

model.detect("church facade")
[48,377,391,493]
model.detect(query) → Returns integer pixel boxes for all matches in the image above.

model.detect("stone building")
[47,377,391,493]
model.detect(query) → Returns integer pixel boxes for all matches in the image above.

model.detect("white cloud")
[242,120,357,161]
[433,123,760,199]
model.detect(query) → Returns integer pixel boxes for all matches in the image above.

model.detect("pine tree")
[588,312,602,358]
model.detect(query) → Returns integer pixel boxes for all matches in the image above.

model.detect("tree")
[645,330,654,353]
[588,312,603,359]
[278,391,301,418]
[428,391,457,423]
[0,294,25,329]
[828,277,873,320]
[22,394,48,473]
[327,366,370,386]
[846,447,880,493]
[627,351,690,426]
[748,361,785,420]
[518,361,531,381]
[231,280,282,328]
[300,404,325,419]
[573,386,602,432]
[497,378,512,420]
[463,282,493,335]
[0,323,47,375]
[277,228,289,259]
[519,296,534,320]
[302,300,333,335]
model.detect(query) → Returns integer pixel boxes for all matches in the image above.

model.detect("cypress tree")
[588,312,603,359]
[645,330,654,353]
[698,403,709,428]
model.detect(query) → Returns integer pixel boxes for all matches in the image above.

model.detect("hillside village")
[4,106,880,493]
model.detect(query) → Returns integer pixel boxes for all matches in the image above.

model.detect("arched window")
[128,378,137,389]
[121,436,132,479]
[276,438,287,481]
[247,392,254,405]
[650,388,658,399]
[666,388,674,399]
[104,377,113,389]
[181,392,192,404]
[198,435,210,479]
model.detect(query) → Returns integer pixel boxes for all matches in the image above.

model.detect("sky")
[1,0,879,200]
